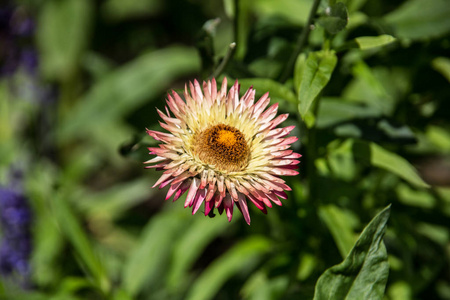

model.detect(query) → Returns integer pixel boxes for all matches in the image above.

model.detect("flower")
[0,4,36,77]
[145,78,300,224]
[0,187,32,285]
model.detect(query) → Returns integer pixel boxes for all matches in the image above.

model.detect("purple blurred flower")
[0,4,36,76]
[0,187,32,284]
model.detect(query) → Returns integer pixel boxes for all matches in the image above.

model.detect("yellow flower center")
[217,129,237,147]
[192,124,250,172]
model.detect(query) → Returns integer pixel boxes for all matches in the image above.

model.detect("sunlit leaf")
[353,141,430,188]
[369,142,430,188]
[186,236,271,300]
[297,253,317,281]
[432,57,450,82]
[313,205,391,300]
[354,35,396,50]
[297,50,337,118]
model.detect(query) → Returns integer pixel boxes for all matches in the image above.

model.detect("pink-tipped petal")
[185,178,200,208]
[205,198,215,216]
[192,188,207,214]
[223,194,234,222]
[238,194,251,225]
[146,77,300,224]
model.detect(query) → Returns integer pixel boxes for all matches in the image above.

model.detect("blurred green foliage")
[1,0,450,299]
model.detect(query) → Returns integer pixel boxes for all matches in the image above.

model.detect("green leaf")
[102,0,163,21]
[326,139,358,181]
[317,97,381,128]
[318,2,349,35]
[426,125,450,152]
[396,183,435,208]
[297,50,337,118]
[237,78,297,104]
[58,47,200,142]
[235,0,251,60]
[432,57,450,82]
[369,142,430,188]
[319,205,358,258]
[384,0,450,41]
[122,209,186,297]
[353,141,430,188]
[241,271,289,300]
[313,205,391,300]
[253,0,311,26]
[112,289,134,300]
[52,192,110,294]
[27,162,64,286]
[297,253,317,280]
[75,178,154,220]
[167,215,229,292]
[37,0,93,80]
[293,53,307,91]
[354,35,396,50]
[186,236,272,300]
[387,281,412,300]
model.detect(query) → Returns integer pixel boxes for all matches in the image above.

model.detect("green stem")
[210,42,236,79]
[306,95,322,204]
[279,0,322,83]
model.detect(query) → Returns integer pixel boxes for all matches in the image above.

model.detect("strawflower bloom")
[145,78,300,224]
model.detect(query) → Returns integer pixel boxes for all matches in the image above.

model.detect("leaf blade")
[185,236,272,300]
[313,205,391,300]
[297,50,337,118]
[354,35,396,50]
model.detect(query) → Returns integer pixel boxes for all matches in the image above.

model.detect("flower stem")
[210,42,236,79]
[279,0,322,83]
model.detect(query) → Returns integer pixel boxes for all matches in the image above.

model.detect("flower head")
[146,78,300,224]
[0,187,32,284]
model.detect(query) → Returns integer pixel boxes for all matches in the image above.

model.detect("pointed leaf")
[432,57,450,82]
[238,78,297,104]
[297,50,337,118]
[313,205,391,300]
[319,205,358,258]
[52,193,110,293]
[354,35,396,50]
[122,209,186,297]
[369,142,430,188]
[167,215,229,291]
[186,236,271,300]
[352,141,430,188]
[318,2,349,34]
